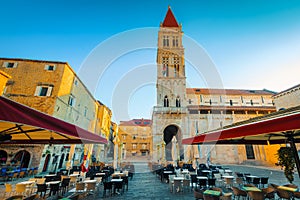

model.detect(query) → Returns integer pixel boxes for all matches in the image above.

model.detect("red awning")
[0,96,107,144]
[182,107,300,145]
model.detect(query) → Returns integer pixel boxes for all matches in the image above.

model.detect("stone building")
[273,84,300,111]
[152,7,277,166]
[119,119,152,161]
[0,58,112,172]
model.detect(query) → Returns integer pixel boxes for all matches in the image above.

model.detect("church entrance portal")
[163,125,184,162]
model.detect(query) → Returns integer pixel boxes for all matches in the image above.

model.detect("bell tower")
[156,6,187,107]
[152,6,189,164]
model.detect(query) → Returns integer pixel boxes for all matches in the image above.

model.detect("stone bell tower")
[152,6,189,164]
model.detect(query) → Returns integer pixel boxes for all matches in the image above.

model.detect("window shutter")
[13,62,18,68]
[2,62,8,68]
[44,65,49,70]
[34,86,41,96]
[46,86,53,96]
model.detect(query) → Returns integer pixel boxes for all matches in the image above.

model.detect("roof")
[0,57,68,65]
[273,83,300,98]
[186,88,277,95]
[162,6,179,27]
[119,119,152,127]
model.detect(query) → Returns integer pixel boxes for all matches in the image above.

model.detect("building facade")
[152,7,277,166]
[0,58,114,172]
[273,84,300,111]
[119,119,152,161]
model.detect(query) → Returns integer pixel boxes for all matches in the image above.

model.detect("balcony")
[153,106,188,114]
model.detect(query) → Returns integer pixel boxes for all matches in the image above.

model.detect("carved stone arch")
[163,124,184,161]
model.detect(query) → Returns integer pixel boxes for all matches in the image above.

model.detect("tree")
[276,147,295,183]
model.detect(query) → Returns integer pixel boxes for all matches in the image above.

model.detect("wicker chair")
[194,188,204,200]
[261,186,275,199]
[248,191,265,200]
[276,188,292,200]
[232,186,247,200]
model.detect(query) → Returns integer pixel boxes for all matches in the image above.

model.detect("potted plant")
[276,147,295,183]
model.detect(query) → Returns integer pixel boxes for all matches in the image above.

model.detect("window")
[74,79,78,86]
[164,95,169,107]
[176,96,181,107]
[34,85,53,97]
[245,144,255,159]
[142,144,147,149]
[132,135,137,140]
[229,100,233,106]
[163,35,169,47]
[3,62,17,68]
[132,144,137,149]
[84,107,88,117]
[162,57,169,77]
[68,95,76,106]
[172,36,179,47]
[44,64,56,71]
[122,135,126,140]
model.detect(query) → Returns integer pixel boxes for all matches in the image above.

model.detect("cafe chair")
[194,188,204,200]
[60,177,71,195]
[86,182,96,196]
[232,186,247,200]
[191,174,198,189]
[261,187,275,199]
[169,175,175,192]
[221,192,233,200]
[173,179,183,193]
[122,176,129,191]
[49,182,60,197]
[252,177,261,188]
[36,183,47,198]
[204,194,220,200]
[4,183,13,198]
[114,181,123,195]
[260,177,269,188]
[182,179,191,192]
[23,194,40,200]
[224,177,234,189]
[208,178,216,188]
[103,182,113,197]
[5,195,24,200]
[198,179,208,189]
[75,182,85,193]
[276,188,292,200]
[248,191,265,200]
[15,184,27,196]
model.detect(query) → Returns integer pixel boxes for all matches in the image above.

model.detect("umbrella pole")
[289,137,300,178]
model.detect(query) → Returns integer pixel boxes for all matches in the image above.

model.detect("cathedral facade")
[152,7,277,166]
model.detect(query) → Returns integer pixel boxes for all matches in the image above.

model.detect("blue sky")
[1,0,300,121]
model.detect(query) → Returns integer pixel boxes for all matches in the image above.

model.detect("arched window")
[176,96,181,107]
[162,57,169,77]
[164,96,169,107]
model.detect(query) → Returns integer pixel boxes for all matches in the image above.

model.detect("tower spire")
[162,6,179,27]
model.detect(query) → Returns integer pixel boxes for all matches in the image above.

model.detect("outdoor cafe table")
[197,176,208,180]
[242,186,261,192]
[278,186,299,192]
[174,177,184,181]
[17,181,35,185]
[222,175,234,179]
[204,190,221,196]
[84,179,97,183]
[46,181,61,185]
[45,174,57,177]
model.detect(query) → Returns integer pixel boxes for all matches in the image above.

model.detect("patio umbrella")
[0,96,108,144]
[182,106,300,177]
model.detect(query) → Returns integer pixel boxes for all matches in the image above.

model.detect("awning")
[182,106,300,177]
[182,106,300,145]
[0,96,107,144]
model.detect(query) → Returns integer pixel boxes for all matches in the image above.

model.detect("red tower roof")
[162,6,179,27]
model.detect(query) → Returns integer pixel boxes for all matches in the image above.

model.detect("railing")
[152,106,188,114]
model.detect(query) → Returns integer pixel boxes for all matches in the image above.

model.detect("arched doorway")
[163,125,183,162]
[13,150,30,168]
[43,154,51,172]
[0,150,7,165]
[58,154,65,169]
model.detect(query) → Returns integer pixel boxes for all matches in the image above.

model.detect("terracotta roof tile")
[186,88,277,95]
